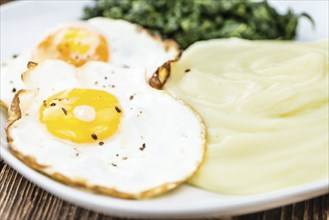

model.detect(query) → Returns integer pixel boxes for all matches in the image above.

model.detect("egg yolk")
[39,89,122,143]
[33,27,109,67]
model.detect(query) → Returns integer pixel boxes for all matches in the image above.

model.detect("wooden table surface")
[0,0,328,219]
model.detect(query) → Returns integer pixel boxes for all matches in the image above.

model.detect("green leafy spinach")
[83,0,314,49]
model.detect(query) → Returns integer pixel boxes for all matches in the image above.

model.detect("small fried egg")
[7,60,205,199]
[32,24,109,67]
[1,17,180,108]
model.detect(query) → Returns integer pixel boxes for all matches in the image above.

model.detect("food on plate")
[164,38,328,194]
[83,0,314,49]
[0,17,180,108]
[6,60,206,199]
[32,23,109,67]
[1,0,324,200]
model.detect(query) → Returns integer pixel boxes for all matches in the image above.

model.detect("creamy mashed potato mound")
[165,38,329,195]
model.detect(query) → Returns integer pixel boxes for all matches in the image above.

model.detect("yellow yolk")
[33,27,109,67]
[39,89,122,143]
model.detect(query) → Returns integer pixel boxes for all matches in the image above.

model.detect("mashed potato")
[165,38,329,194]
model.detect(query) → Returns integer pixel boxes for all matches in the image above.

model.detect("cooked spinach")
[83,0,314,49]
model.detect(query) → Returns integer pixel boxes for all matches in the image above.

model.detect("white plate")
[0,1,328,219]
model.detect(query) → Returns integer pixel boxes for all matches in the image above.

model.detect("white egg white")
[0,52,29,108]
[7,60,206,199]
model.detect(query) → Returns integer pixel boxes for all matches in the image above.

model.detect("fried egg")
[7,60,205,199]
[0,17,180,108]
[32,22,110,67]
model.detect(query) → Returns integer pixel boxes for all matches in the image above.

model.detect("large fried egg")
[0,17,180,108]
[7,60,205,199]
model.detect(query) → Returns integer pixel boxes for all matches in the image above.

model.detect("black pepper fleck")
[111,163,117,167]
[61,107,67,115]
[122,65,130,68]
[115,106,121,113]
[50,103,56,106]
[74,147,79,157]
[12,54,18,58]
[99,141,104,146]
[185,69,191,73]
[139,143,146,151]
[43,100,47,107]
[91,134,98,140]
[116,154,119,157]
[129,95,134,100]
[104,77,108,80]
[12,88,16,93]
